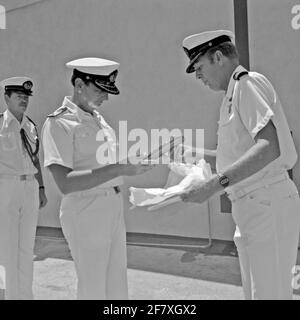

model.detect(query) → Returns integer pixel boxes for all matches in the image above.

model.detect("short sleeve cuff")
[250,108,274,139]
[44,158,73,169]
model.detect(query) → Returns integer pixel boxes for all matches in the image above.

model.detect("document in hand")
[143,135,183,161]
[129,159,212,210]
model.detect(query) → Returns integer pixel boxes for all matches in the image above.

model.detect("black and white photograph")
[0,0,299,307]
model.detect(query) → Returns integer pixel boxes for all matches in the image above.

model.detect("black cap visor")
[73,69,120,95]
[5,86,33,96]
[93,79,120,95]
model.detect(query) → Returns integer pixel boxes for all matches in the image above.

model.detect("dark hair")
[205,41,239,62]
[4,91,13,97]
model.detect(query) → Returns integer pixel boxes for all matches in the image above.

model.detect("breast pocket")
[0,132,17,151]
[74,130,98,157]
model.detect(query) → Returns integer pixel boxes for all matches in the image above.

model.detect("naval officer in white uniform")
[42,57,153,299]
[180,30,300,299]
[0,77,47,300]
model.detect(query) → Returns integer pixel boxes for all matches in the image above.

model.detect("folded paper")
[129,159,212,209]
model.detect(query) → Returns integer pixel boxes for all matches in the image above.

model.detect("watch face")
[221,177,229,185]
[219,175,229,187]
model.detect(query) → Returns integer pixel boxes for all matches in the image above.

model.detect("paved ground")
[30,228,300,300]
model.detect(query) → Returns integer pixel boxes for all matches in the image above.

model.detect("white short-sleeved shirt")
[216,65,297,192]
[0,109,38,175]
[42,97,123,188]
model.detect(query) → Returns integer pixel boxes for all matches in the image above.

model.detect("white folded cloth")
[129,159,212,208]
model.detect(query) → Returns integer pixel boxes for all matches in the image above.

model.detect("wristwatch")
[217,173,230,188]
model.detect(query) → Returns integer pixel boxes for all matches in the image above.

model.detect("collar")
[225,65,248,100]
[62,96,93,122]
[3,109,30,128]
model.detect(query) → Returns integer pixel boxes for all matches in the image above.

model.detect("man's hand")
[39,188,48,209]
[180,184,212,204]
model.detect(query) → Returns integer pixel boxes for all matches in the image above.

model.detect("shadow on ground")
[34,228,241,287]
[34,227,300,295]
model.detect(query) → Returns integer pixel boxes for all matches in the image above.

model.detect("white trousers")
[231,177,300,299]
[0,178,39,300]
[60,186,128,300]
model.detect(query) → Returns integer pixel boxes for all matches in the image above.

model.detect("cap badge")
[23,81,33,90]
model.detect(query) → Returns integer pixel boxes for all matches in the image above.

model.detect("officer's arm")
[35,158,48,208]
[34,158,45,188]
[208,120,280,193]
[48,163,124,194]
[220,120,280,184]
[182,120,280,203]
[48,163,153,195]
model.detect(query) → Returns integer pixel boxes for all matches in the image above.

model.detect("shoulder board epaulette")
[26,115,37,127]
[233,71,249,81]
[47,106,68,118]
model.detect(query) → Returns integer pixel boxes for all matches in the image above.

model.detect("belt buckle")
[20,174,27,181]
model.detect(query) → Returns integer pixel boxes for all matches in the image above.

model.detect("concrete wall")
[0,0,238,240]
[248,0,300,191]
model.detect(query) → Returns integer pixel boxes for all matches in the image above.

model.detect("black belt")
[113,186,121,194]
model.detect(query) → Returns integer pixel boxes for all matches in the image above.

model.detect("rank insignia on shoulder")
[47,106,68,118]
[233,71,249,81]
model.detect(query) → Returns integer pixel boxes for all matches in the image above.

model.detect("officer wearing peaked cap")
[180,30,300,299]
[42,57,154,300]
[0,77,47,300]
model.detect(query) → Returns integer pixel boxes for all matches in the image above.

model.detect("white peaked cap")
[66,57,120,76]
